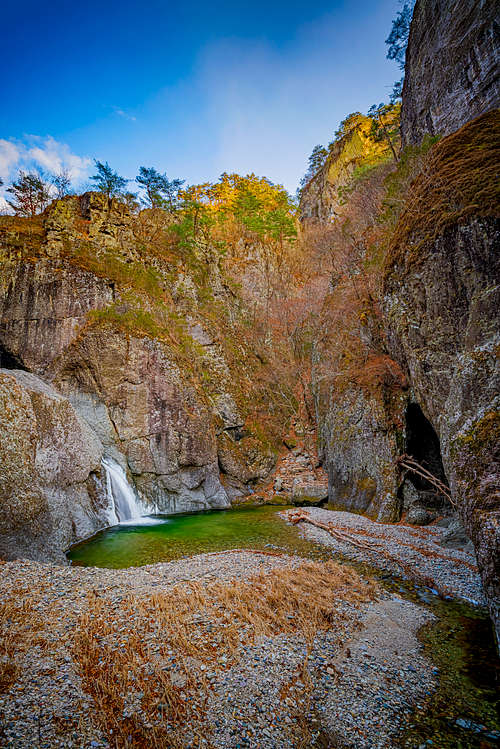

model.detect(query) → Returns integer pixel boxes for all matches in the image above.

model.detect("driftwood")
[289,513,379,553]
[396,453,455,507]
[287,511,471,595]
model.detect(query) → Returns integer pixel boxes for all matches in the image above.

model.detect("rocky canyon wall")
[384,111,500,640]
[302,0,499,635]
[0,194,284,559]
[401,0,499,145]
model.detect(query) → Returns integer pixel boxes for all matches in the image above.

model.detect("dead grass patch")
[0,593,44,692]
[387,110,500,270]
[73,559,376,748]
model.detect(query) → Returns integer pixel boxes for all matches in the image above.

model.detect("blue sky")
[1,0,400,202]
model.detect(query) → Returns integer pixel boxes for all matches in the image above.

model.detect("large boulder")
[291,478,328,506]
[0,369,107,562]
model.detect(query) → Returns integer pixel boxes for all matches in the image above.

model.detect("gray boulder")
[407,506,432,526]
[292,478,328,506]
[0,369,108,562]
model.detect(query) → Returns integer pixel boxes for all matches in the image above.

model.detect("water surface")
[68,505,325,568]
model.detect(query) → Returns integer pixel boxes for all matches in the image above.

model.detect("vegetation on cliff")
[0,171,304,461]
[387,110,500,268]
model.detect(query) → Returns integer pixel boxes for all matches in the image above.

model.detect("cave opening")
[0,343,26,371]
[404,402,449,507]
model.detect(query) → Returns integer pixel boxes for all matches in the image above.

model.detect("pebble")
[0,539,458,749]
[284,507,486,606]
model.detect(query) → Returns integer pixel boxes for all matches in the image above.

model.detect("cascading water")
[102,456,153,525]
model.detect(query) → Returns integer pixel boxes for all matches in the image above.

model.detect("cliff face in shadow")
[401,0,499,145]
[384,112,500,641]
[303,113,499,642]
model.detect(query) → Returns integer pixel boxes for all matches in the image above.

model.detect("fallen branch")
[289,513,379,553]
[287,511,470,596]
[396,454,455,506]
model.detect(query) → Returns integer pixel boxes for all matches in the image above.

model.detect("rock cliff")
[305,106,499,638]
[299,114,394,223]
[0,369,107,561]
[0,193,290,558]
[307,141,407,525]
[401,0,499,145]
[316,385,406,522]
[300,0,500,638]
[384,111,500,640]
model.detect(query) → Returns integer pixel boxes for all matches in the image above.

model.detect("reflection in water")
[68,505,318,568]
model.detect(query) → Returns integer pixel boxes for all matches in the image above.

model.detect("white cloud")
[0,136,91,212]
[114,108,137,122]
[28,136,91,180]
[0,139,21,181]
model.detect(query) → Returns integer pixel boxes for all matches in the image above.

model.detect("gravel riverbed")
[284,507,486,607]
[0,548,438,749]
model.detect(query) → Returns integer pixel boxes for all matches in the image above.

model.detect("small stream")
[67,505,499,748]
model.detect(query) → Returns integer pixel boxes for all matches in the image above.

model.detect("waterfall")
[102,456,149,524]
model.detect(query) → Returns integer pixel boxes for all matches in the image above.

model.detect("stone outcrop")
[52,328,229,514]
[384,112,500,641]
[0,259,230,520]
[401,0,499,145]
[317,388,405,522]
[291,477,328,506]
[303,132,408,525]
[299,114,393,223]
[0,258,114,371]
[0,369,107,561]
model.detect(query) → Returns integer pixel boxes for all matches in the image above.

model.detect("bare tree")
[6,171,52,217]
[51,168,72,198]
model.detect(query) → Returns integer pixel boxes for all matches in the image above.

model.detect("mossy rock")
[268,494,289,506]
[292,495,324,507]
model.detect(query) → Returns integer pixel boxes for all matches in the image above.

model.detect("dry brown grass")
[0,592,46,692]
[387,110,500,269]
[0,598,24,691]
[72,559,376,748]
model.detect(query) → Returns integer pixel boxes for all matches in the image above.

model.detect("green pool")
[67,505,326,568]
